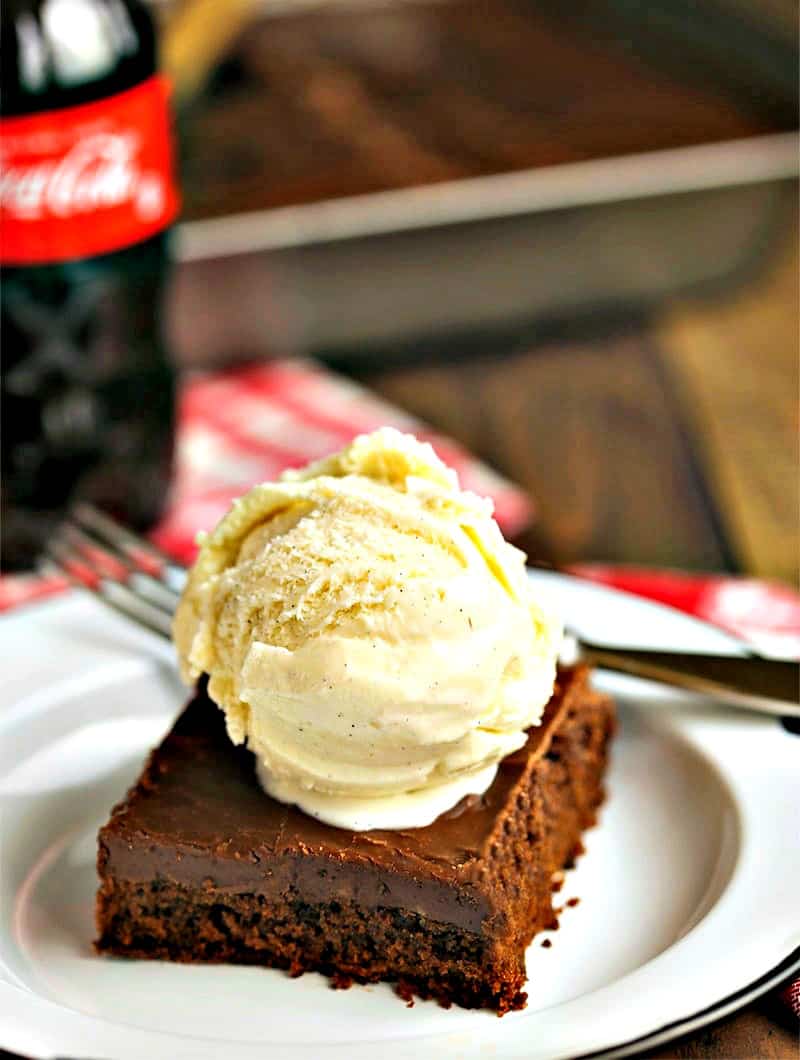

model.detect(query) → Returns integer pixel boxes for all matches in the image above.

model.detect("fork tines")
[41,503,187,640]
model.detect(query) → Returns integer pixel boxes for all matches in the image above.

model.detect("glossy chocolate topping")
[101,669,583,933]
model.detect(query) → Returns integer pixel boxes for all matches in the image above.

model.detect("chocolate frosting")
[101,671,578,933]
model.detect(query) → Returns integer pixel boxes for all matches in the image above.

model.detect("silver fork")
[42,503,800,719]
[41,503,187,640]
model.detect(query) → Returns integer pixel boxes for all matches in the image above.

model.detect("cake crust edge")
[95,665,615,1013]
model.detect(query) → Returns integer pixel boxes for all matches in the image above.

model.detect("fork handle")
[577,642,800,718]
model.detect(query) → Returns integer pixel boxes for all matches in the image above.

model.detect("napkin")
[569,565,800,661]
[0,359,532,610]
[152,358,533,564]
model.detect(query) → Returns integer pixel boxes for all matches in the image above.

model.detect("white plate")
[0,572,798,1060]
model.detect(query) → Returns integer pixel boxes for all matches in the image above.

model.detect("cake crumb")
[396,981,416,1007]
[504,990,528,1015]
[541,938,552,949]
[566,897,580,908]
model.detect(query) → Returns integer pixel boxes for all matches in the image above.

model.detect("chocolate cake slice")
[96,664,614,1013]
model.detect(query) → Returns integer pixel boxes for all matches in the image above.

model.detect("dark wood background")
[345,233,798,586]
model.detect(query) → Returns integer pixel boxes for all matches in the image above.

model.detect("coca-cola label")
[0,75,179,264]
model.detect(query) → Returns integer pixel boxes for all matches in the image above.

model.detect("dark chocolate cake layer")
[96,664,614,1012]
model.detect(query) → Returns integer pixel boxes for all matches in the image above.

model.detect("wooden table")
[340,230,799,1057]
[348,229,798,585]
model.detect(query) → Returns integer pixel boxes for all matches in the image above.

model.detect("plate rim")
[578,945,800,1060]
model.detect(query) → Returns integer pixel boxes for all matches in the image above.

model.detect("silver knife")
[569,635,800,717]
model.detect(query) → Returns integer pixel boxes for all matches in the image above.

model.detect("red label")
[0,75,180,264]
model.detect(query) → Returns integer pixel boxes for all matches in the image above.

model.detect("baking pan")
[171,134,797,359]
[166,0,798,361]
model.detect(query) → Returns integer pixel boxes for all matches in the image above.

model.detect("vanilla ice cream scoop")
[173,428,561,830]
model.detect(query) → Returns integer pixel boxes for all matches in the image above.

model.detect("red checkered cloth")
[783,979,800,1018]
[153,359,533,564]
[570,565,800,661]
[0,359,532,610]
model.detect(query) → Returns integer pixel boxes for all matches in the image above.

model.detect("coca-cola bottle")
[1,0,180,569]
